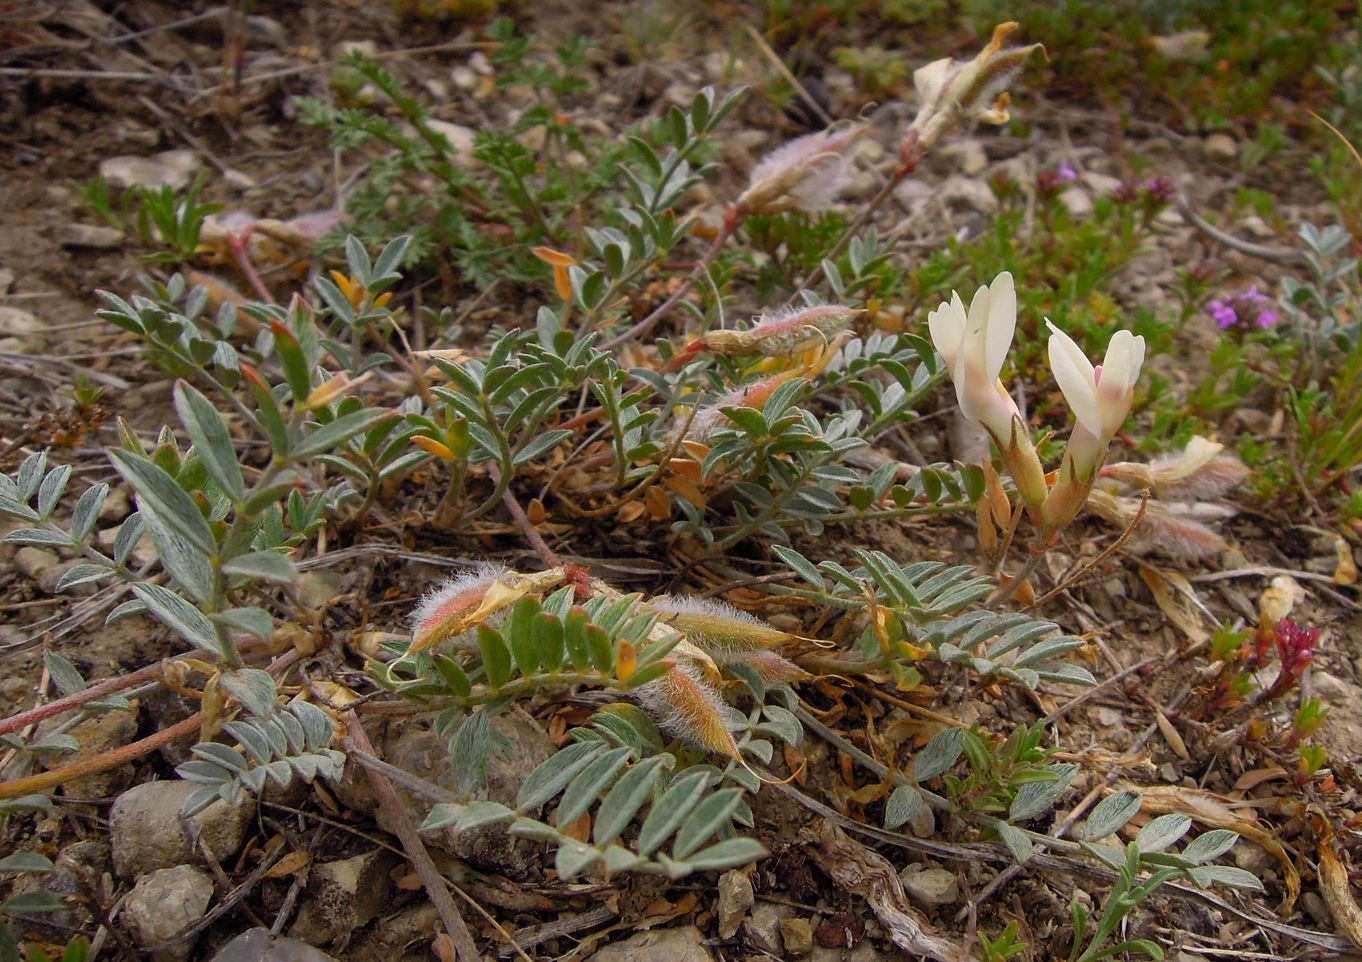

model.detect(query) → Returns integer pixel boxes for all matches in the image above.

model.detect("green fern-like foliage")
[774,546,1094,689]
[175,702,344,816]
[423,705,773,880]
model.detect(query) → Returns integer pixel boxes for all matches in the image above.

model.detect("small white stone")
[1203,133,1238,161]
[901,866,959,906]
[1059,187,1094,218]
[122,865,214,962]
[61,224,126,249]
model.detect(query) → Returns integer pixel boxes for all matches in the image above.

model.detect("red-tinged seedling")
[1260,618,1322,701]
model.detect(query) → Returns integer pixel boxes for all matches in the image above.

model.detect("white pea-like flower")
[1046,323,1146,447]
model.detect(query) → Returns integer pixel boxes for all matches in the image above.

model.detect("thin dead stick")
[742,23,833,127]
[954,781,1105,923]
[0,636,271,739]
[1175,193,1304,265]
[1027,490,1150,609]
[0,647,298,799]
[341,712,480,962]
[1042,657,1153,725]
[0,713,201,799]
[0,68,166,81]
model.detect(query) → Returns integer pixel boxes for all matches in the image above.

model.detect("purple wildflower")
[1144,176,1176,205]
[1057,163,1078,182]
[1206,287,1279,333]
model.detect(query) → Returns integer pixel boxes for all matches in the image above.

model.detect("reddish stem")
[487,462,560,569]
[600,205,745,351]
[0,647,300,800]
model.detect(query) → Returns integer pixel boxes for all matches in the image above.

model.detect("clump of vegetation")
[8,2,1362,960]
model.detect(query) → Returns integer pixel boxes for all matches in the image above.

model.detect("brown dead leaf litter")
[1,2,1361,961]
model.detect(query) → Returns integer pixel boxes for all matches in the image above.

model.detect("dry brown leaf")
[1154,709,1189,760]
[264,850,311,879]
[1139,564,1210,644]
[1335,535,1358,586]
[616,499,646,523]
[1314,815,1362,949]
[1117,782,1300,911]
[559,810,592,842]
[645,484,671,521]
[1233,767,1288,792]
[431,933,457,962]
[395,869,424,891]
[662,472,707,509]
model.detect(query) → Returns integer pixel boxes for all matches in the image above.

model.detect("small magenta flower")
[1144,176,1176,205]
[1057,164,1078,182]
[1205,286,1277,332]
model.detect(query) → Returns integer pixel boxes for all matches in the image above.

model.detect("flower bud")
[909,23,1044,150]
[738,126,863,215]
[684,304,859,362]
[410,564,513,650]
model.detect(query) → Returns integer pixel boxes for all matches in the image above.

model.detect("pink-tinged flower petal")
[410,563,512,649]
[1095,330,1144,434]
[1046,320,1101,435]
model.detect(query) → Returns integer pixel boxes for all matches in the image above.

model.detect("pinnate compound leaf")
[174,381,245,499]
[638,770,713,856]
[110,450,217,558]
[593,755,668,846]
[516,741,604,811]
[672,787,743,859]
[130,582,227,659]
[555,746,633,828]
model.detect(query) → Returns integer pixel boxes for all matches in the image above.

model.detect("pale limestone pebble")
[938,175,996,214]
[716,869,754,938]
[206,928,339,962]
[588,925,713,962]
[780,917,814,957]
[110,779,252,878]
[51,700,140,797]
[900,865,959,906]
[288,850,398,945]
[121,864,214,962]
[99,149,201,191]
[60,224,125,249]
[1202,133,1238,161]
